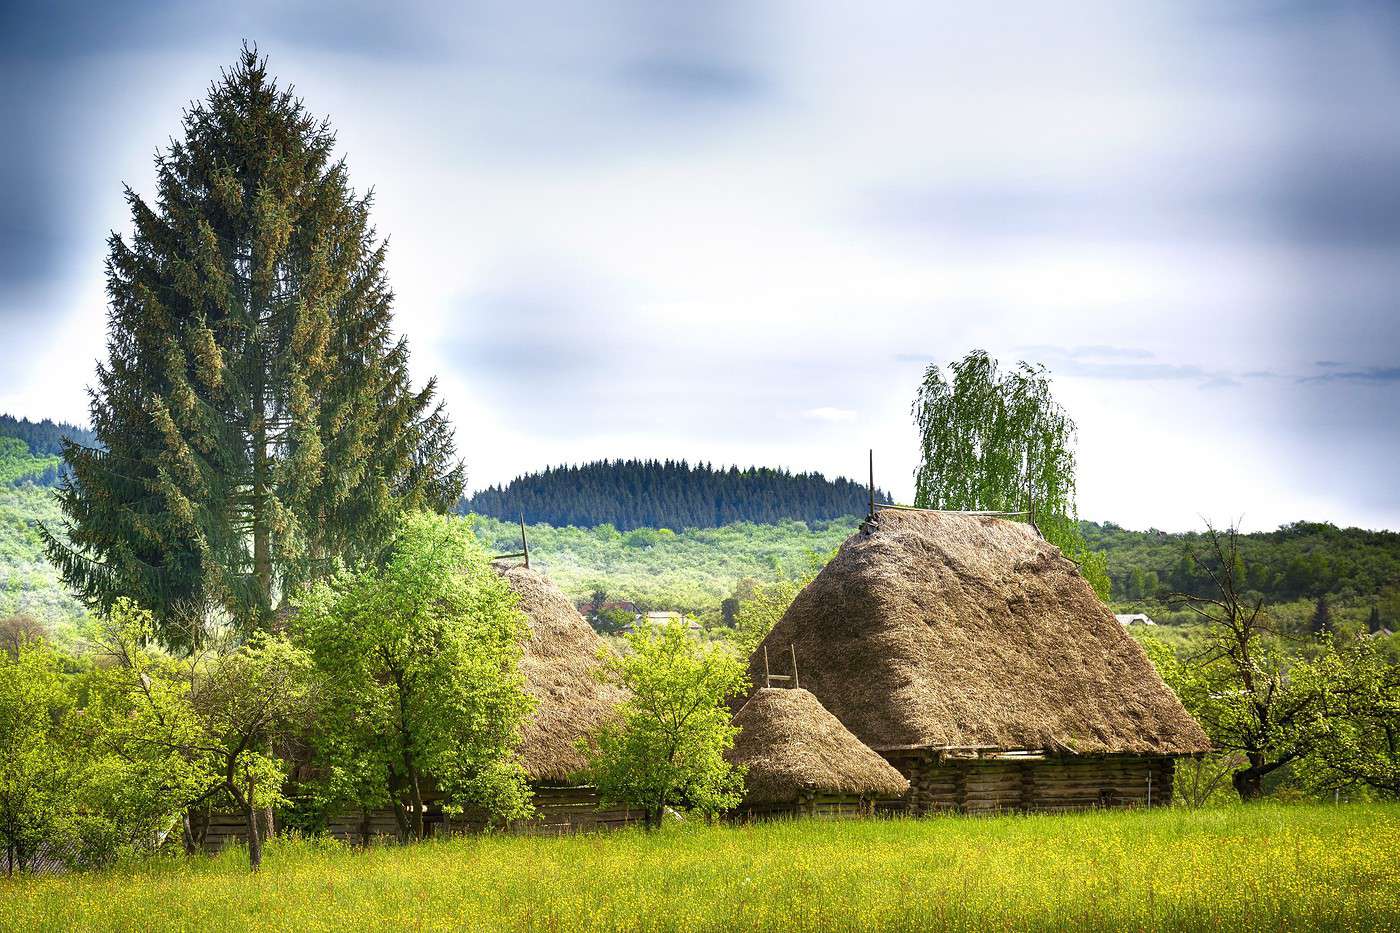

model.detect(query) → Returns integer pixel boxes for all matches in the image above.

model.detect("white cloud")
[802,407,858,423]
[2,1,1399,530]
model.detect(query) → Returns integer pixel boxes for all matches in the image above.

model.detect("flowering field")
[4,803,1397,932]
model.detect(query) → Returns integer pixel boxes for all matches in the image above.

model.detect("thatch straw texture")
[730,688,910,805]
[502,565,624,782]
[747,510,1211,756]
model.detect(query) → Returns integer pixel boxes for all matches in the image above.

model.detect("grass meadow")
[3,803,1397,932]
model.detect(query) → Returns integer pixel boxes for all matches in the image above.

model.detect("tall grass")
[4,803,1397,931]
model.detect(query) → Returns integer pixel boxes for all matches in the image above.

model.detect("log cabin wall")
[732,793,877,823]
[884,753,1176,815]
[206,784,640,850]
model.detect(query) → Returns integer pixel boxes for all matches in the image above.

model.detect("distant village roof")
[728,688,910,805]
[745,510,1211,757]
[1115,613,1157,626]
[501,565,625,783]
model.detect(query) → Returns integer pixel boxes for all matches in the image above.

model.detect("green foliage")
[730,549,831,652]
[586,622,748,826]
[0,415,96,459]
[463,458,890,530]
[0,484,86,625]
[87,599,313,870]
[0,417,95,488]
[1292,640,1400,797]
[0,438,61,488]
[42,47,462,638]
[1149,525,1333,800]
[1084,519,1400,609]
[0,642,76,874]
[296,512,534,838]
[3,805,1399,930]
[733,578,806,654]
[911,350,1109,598]
[468,514,859,614]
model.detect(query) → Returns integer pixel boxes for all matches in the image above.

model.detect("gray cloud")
[1300,366,1400,384]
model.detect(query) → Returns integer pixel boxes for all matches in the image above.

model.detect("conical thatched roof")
[729,688,911,805]
[746,510,1211,757]
[502,565,624,783]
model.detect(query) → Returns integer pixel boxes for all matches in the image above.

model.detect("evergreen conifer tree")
[44,47,463,638]
[1309,595,1334,638]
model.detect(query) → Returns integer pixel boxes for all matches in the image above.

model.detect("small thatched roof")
[746,510,1211,757]
[501,565,624,783]
[729,688,910,805]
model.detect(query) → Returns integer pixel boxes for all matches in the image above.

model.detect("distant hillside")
[1084,520,1400,612]
[461,459,892,530]
[0,414,97,487]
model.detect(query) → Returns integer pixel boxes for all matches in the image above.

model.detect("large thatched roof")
[746,510,1211,757]
[729,688,910,805]
[501,565,624,783]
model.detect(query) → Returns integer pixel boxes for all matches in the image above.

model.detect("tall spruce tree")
[44,47,463,638]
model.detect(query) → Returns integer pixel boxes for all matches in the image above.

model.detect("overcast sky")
[2,0,1398,531]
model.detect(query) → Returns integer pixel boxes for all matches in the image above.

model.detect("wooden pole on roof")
[763,644,772,688]
[519,513,530,568]
[868,449,875,520]
[789,643,800,689]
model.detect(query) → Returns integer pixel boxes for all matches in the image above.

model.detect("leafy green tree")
[89,599,312,871]
[588,585,609,617]
[1168,523,1327,800]
[0,615,46,659]
[730,549,832,653]
[1294,640,1400,798]
[585,621,748,828]
[0,642,75,875]
[911,350,1109,598]
[297,512,533,841]
[733,578,806,654]
[594,607,635,636]
[43,47,462,640]
[1135,634,1246,807]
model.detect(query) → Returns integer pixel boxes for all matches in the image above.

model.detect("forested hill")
[0,414,96,456]
[461,459,892,530]
[0,414,97,487]
[1082,520,1400,606]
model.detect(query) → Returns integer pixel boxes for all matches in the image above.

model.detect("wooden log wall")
[732,793,876,823]
[886,754,1176,815]
[505,785,639,836]
[205,785,640,850]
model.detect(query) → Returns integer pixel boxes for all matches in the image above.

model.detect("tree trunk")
[233,767,263,868]
[244,800,263,872]
[233,776,263,872]
[252,407,272,625]
[182,811,196,856]
[647,795,666,831]
[408,765,425,840]
[1232,753,1271,801]
[391,799,412,844]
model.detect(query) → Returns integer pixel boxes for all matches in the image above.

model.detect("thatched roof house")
[729,688,909,818]
[746,509,1209,813]
[501,565,625,784]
